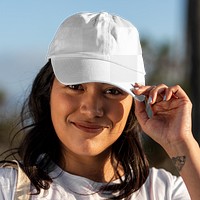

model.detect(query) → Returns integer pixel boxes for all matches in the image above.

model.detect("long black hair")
[2,60,149,199]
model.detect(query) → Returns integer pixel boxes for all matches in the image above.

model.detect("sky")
[0,0,186,109]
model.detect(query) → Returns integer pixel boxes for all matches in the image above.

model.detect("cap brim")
[51,57,145,101]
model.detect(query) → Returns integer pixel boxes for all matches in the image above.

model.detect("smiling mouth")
[71,122,105,134]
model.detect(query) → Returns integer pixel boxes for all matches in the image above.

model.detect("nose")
[80,92,104,118]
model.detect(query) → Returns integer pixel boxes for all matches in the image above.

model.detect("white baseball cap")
[47,12,146,101]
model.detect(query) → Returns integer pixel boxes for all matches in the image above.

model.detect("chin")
[69,143,111,158]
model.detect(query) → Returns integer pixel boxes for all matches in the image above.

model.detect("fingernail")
[147,97,153,104]
[135,95,146,102]
[131,84,139,90]
[133,86,140,90]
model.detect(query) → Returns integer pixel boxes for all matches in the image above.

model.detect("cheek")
[50,92,76,128]
[108,98,132,133]
[108,102,125,124]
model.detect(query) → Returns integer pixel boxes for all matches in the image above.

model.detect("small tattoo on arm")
[171,156,186,172]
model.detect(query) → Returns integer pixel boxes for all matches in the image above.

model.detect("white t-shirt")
[0,165,191,199]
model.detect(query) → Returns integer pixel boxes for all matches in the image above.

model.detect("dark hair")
[2,60,149,199]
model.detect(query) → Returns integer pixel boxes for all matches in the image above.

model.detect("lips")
[71,121,107,134]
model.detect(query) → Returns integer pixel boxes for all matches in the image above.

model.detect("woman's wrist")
[164,134,199,172]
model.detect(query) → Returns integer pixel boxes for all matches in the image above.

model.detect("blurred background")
[0,0,200,174]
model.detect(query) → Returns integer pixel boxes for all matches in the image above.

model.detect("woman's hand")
[133,84,193,152]
[133,84,200,199]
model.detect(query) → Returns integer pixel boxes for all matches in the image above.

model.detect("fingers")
[147,84,167,104]
[132,84,189,105]
[133,84,192,133]
[148,84,174,104]
[134,96,149,126]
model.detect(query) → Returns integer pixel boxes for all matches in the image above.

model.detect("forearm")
[166,135,200,200]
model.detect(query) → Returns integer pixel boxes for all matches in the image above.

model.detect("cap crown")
[48,12,145,75]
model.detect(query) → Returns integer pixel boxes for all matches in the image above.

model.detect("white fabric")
[0,165,191,199]
[0,167,17,200]
[47,12,146,101]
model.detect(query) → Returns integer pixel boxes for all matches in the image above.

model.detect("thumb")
[134,99,149,128]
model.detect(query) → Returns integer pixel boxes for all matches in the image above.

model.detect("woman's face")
[50,78,133,157]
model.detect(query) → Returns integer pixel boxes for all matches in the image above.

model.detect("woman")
[0,12,199,199]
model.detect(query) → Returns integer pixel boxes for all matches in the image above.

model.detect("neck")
[60,148,123,183]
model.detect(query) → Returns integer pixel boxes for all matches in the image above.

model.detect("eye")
[67,84,84,90]
[105,88,123,95]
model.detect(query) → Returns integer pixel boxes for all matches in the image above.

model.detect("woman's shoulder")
[140,167,191,199]
[149,167,177,179]
[147,167,184,187]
